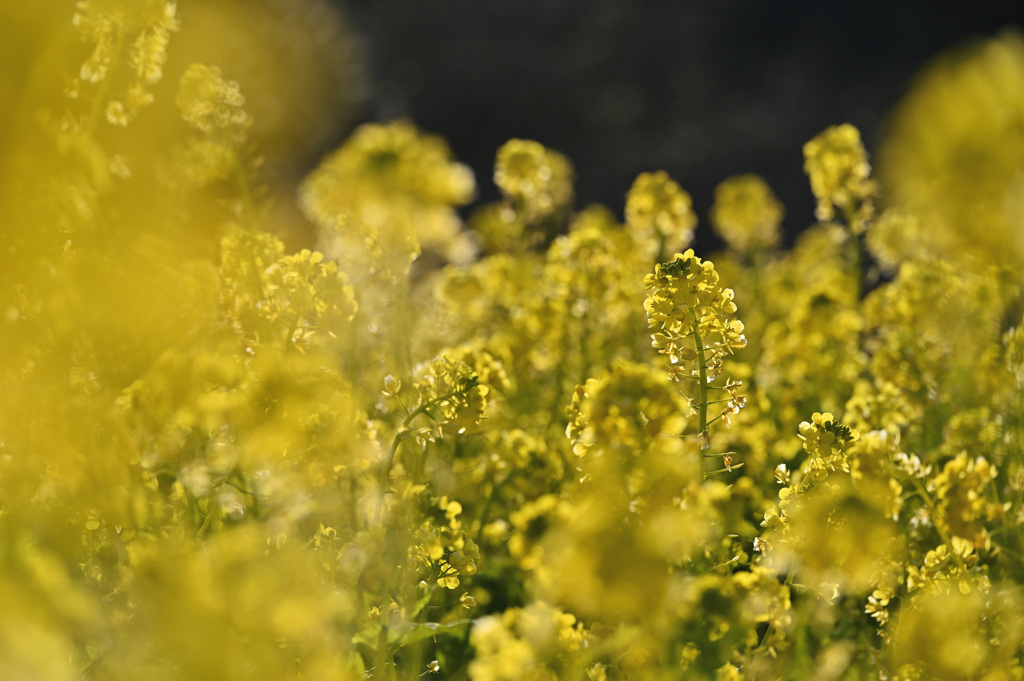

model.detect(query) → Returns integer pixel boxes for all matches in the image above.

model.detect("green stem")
[757,564,796,652]
[474,477,506,546]
[705,411,730,429]
[232,146,258,227]
[578,296,590,386]
[704,463,744,477]
[374,624,394,681]
[407,602,430,681]
[908,477,968,573]
[375,384,477,523]
[194,503,214,539]
[229,147,274,315]
[86,26,127,131]
[656,232,667,264]
[375,433,406,524]
[689,309,709,447]
[389,278,414,378]
[842,204,864,300]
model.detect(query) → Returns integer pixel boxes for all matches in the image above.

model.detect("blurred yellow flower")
[803,123,875,229]
[710,174,783,253]
[879,31,1024,268]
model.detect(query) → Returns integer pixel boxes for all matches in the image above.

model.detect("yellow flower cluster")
[709,174,784,254]
[759,415,900,596]
[494,139,574,222]
[625,170,697,259]
[72,0,180,126]
[4,5,1024,681]
[220,229,357,350]
[929,452,1000,543]
[414,356,491,435]
[797,411,859,481]
[754,223,866,433]
[469,602,589,681]
[879,32,1024,269]
[177,63,250,136]
[644,250,747,382]
[893,585,1024,681]
[412,497,481,589]
[565,360,691,460]
[803,123,875,229]
[300,120,476,276]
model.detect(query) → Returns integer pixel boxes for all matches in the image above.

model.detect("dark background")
[339,0,1024,249]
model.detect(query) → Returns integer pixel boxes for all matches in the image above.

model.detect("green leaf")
[394,619,472,647]
[352,619,474,651]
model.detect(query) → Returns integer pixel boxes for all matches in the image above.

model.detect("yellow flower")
[644,250,746,382]
[797,411,858,481]
[494,139,574,220]
[71,0,180,124]
[879,32,1024,268]
[803,123,875,228]
[710,174,783,253]
[299,120,474,275]
[177,64,249,135]
[625,170,696,258]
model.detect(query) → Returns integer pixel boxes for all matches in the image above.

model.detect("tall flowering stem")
[689,307,710,441]
[803,123,876,298]
[643,250,747,452]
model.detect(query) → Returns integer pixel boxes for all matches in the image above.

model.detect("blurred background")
[341,0,1024,249]
[4,0,1024,250]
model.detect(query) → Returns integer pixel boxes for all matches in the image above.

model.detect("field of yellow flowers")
[2,3,1024,680]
